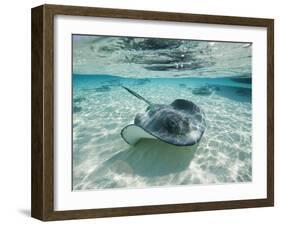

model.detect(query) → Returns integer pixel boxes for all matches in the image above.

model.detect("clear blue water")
[72,35,252,190]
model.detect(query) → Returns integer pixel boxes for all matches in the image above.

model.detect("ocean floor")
[72,75,252,190]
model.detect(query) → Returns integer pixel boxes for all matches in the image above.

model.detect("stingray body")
[121,86,206,146]
[192,86,213,95]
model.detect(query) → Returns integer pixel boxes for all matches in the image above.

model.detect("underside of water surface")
[73,35,252,79]
[72,35,252,191]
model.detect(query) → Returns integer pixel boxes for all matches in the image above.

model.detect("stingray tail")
[122,86,152,106]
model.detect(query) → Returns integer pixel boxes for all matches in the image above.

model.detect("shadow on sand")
[102,139,198,177]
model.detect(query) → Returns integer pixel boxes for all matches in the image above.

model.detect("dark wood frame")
[31,4,274,221]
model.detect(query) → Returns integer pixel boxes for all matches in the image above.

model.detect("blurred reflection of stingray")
[100,139,198,177]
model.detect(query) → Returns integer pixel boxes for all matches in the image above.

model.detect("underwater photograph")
[72,34,252,191]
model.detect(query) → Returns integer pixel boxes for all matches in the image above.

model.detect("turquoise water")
[72,35,252,190]
[73,75,252,190]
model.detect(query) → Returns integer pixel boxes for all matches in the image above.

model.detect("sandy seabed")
[72,76,252,191]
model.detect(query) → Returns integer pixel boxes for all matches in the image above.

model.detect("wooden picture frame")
[31,4,274,221]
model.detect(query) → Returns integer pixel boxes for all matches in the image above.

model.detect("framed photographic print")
[31,4,274,221]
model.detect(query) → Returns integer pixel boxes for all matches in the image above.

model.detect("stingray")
[94,85,111,92]
[121,86,206,146]
[179,83,187,88]
[192,86,213,95]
